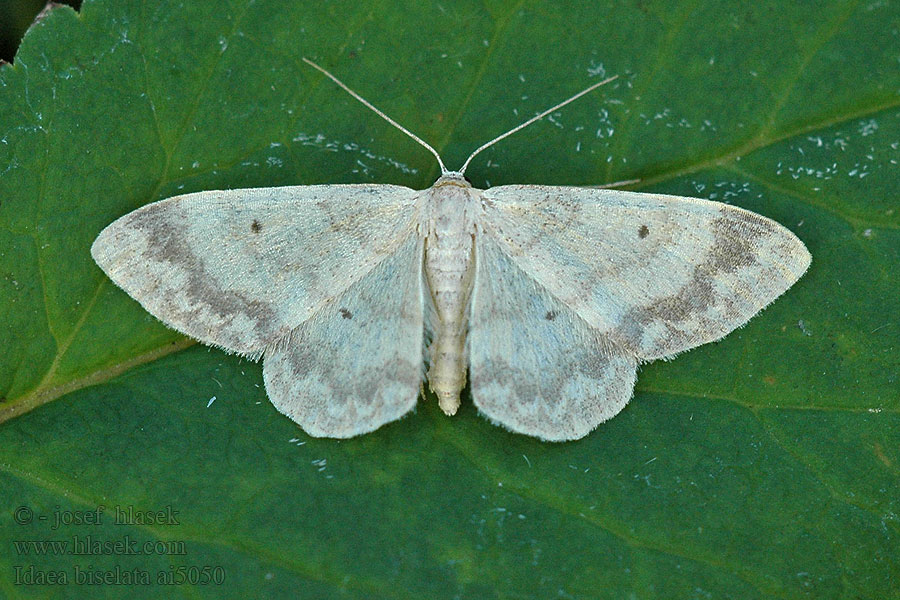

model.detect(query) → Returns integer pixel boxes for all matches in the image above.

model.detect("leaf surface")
[1,1,897,598]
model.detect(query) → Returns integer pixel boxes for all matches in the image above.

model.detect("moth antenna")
[458,74,619,176]
[303,58,450,175]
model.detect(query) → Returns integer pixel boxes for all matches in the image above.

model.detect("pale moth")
[92,59,811,441]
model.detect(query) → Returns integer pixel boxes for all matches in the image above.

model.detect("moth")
[92,59,811,441]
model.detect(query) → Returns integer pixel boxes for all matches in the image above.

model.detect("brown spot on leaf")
[638,225,649,238]
[34,3,65,25]
[763,375,777,386]
[251,220,262,233]
[873,442,893,467]
[339,308,353,319]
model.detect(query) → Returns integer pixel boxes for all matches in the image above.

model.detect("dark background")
[1,0,82,62]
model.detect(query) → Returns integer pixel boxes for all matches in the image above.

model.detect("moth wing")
[91,184,419,356]
[262,232,424,438]
[469,233,637,441]
[478,186,810,360]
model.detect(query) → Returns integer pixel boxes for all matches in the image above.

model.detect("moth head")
[434,172,472,188]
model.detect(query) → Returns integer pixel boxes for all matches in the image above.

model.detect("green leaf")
[1,1,898,598]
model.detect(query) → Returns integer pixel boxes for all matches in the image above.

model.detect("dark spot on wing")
[123,207,279,352]
[612,211,776,357]
[638,225,649,239]
[340,308,353,319]
[545,310,557,320]
[251,220,262,233]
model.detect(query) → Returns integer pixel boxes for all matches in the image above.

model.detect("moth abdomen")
[422,178,479,416]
